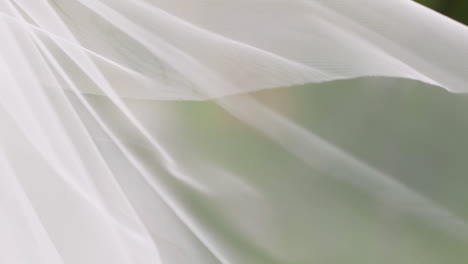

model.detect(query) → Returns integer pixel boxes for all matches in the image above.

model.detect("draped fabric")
[1,0,468,263]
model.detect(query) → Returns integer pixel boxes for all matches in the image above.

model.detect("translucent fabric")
[1,0,468,263]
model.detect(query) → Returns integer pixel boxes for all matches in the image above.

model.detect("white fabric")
[1,0,468,263]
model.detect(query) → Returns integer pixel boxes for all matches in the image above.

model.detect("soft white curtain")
[1,0,468,263]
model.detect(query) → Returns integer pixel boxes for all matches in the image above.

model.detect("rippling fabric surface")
[1,0,468,263]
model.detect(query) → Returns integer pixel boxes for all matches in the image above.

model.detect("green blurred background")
[418,0,468,25]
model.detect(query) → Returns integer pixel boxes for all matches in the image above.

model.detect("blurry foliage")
[417,0,468,25]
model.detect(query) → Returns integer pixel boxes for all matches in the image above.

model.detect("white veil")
[1,0,468,263]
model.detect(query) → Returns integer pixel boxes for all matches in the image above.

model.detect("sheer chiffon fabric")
[1,0,468,263]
